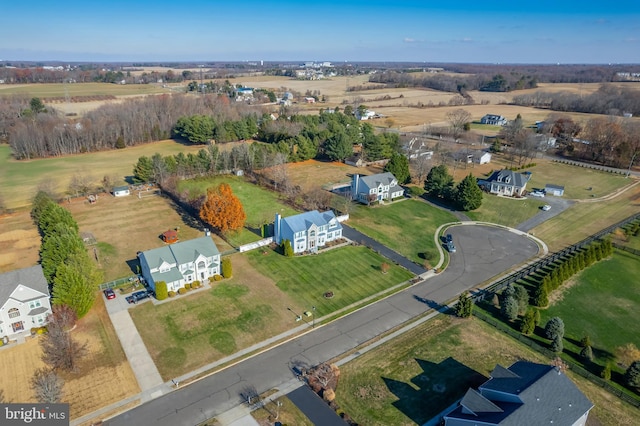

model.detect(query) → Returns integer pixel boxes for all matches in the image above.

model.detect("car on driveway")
[126,290,151,304]
[530,191,545,197]
[446,241,456,253]
[446,233,453,243]
[103,288,116,300]
[541,204,551,211]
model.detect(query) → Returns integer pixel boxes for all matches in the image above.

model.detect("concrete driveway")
[516,195,574,232]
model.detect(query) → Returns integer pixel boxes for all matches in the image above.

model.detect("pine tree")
[514,284,529,315]
[552,335,564,353]
[601,363,612,381]
[501,296,519,321]
[52,258,98,319]
[455,291,473,318]
[545,317,565,341]
[133,156,154,183]
[454,173,483,211]
[424,164,454,198]
[384,152,411,184]
[534,281,549,307]
[282,239,294,257]
[155,281,168,300]
[520,308,536,335]
[580,345,594,361]
[624,361,640,390]
[221,258,233,278]
[199,183,247,233]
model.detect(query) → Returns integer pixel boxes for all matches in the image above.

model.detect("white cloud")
[403,37,423,43]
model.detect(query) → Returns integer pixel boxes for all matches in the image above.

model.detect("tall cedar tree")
[52,255,100,318]
[199,183,246,233]
[424,164,454,198]
[384,152,411,184]
[455,174,483,211]
[221,258,233,278]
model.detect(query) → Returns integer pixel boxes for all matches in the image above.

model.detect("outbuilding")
[113,186,130,197]
[545,183,565,196]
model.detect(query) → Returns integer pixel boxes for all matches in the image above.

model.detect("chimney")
[352,174,359,200]
[274,213,281,243]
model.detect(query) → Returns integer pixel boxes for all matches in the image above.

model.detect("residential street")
[105,224,539,426]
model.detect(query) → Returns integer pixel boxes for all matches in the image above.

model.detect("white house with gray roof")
[351,172,404,205]
[0,265,52,340]
[481,169,530,197]
[444,361,593,426]
[273,210,343,254]
[138,236,221,293]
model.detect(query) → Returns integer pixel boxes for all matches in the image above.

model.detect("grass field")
[525,161,630,199]
[0,141,204,210]
[538,249,640,371]
[466,194,543,228]
[531,183,640,251]
[0,295,139,419]
[346,199,458,265]
[176,176,299,246]
[335,316,640,426]
[0,82,170,98]
[245,245,414,317]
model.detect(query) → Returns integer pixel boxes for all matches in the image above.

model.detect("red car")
[103,288,116,300]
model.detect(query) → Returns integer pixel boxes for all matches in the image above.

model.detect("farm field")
[0,82,171,98]
[0,295,139,420]
[278,159,357,192]
[538,249,640,374]
[0,141,204,210]
[66,190,233,281]
[335,316,640,426]
[0,210,40,273]
[176,175,299,246]
[345,199,457,265]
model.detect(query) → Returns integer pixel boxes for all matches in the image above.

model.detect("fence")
[238,237,273,253]
[612,242,640,257]
[473,310,640,408]
[99,275,137,290]
[552,159,630,175]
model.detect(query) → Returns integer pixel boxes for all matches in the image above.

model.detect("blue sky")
[1,1,639,63]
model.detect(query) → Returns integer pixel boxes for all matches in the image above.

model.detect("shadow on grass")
[382,357,486,425]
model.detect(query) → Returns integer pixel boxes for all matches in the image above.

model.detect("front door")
[12,321,24,333]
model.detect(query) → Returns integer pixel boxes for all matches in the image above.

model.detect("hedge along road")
[105,224,540,426]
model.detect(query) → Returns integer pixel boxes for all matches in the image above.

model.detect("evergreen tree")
[580,345,594,361]
[424,165,454,198]
[501,296,519,321]
[513,284,529,315]
[155,281,168,300]
[40,226,86,283]
[384,152,411,184]
[552,335,564,353]
[324,132,353,161]
[545,317,565,341]
[601,363,612,381]
[534,281,549,307]
[133,156,154,183]
[624,360,640,390]
[282,239,294,257]
[533,307,541,326]
[455,291,473,318]
[454,173,483,211]
[221,258,233,278]
[52,256,99,318]
[31,191,55,224]
[520,308,536,335]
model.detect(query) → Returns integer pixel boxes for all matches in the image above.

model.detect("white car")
[530,191,545,197]
[541,204,551,211]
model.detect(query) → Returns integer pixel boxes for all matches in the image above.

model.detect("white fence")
[238,237,273,253]
[336,214,349,222]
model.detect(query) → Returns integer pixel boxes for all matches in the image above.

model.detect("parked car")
[541,204,551,211]
[530,191,545,197]
[103,288,116,300]
[126,290,151,304]
[446,234,453,243]
[447,241,456,253]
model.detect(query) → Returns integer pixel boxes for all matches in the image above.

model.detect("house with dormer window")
[0,265,52,341]
[351,172,405,205]
[481,169,530,197]
[138,236,221,293]
[273,210,343,254]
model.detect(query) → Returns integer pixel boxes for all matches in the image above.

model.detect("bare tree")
[31,368,64,403]
[40,307,86,372]
[446,109,472,140]
[410,154,433,184]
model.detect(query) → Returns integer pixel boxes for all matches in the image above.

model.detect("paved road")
[341,224,427,275]
[105,225,538,426]
[515,195,574,232]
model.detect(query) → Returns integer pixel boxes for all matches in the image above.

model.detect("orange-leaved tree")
[199,183,247,233]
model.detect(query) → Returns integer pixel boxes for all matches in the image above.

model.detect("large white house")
[480,169,531,197]
[273,210,343,254]
[351,172,405,205]
[0,265,52,340]
[138,236,221,293]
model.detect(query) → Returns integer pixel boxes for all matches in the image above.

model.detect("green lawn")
[0,141,204,210]
[466,193,542,228]
[539,249,640,368]
[346,199,457,265]
[246,245,414,317]
[336,316,640,426]
[177,176,299,246]
[525,161,629,200]
[0,82,169,98]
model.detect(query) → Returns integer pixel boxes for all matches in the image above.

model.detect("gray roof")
[140,236,220,270]
[0,265,50,307]
[545,183,565,190]
[446,361,593,425]
[113,185,129,192]
[460,389,503,414]
[282,210,341,234]
[28,306,49,316]
[486,169,530,188]
[359,172,399,190]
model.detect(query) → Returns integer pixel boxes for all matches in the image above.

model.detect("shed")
[162,229,179,244]
[545,183,565,196]
[113,186,130,197]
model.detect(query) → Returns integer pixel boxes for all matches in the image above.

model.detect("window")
[198,261,206,270]
[8,308,19,319]
[29,300,42,309]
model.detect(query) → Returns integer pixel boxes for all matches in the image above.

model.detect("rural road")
[105,224,539,426]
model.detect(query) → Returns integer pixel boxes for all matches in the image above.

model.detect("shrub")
[601,363,612,381]
[520,309,536,335]
[408,186,425,198]
[36,327,48,334]
[551,335,564,353]
[178,288,187,295]
[184,283,191,289]
[214,274,223,281]
[221,258,232,278]
[545,317,565,341]
[580,345,594,361]
[209,276,216,283]
[192,280,201,288]
[282,239,294,257]
[168,291,176,298]
[155,281,168,300]
[380,262,390,274]
[624,360,640,390]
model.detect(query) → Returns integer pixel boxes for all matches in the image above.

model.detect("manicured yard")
[246,245,415,317]
[346,199,457,265]
[539,249,640,370]
[335,316,640,426]
[525,161,629,200]
[466,193,542,228]
[177,176,299,246]
[251,396,312,426]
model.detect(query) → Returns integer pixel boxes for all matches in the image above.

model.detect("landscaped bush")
[213,274,222,281]
[178,288,187,295]
[155,281,168,300]
[192,280,201,288]
[221,258,232,278]
[184,283,191,290]
[168,291,176,298]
